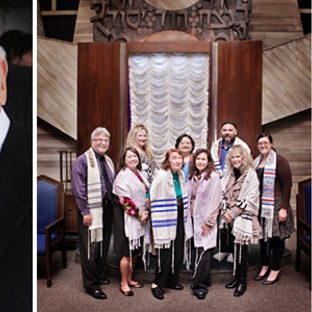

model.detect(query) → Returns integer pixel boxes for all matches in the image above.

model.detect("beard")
[223,137,235,144]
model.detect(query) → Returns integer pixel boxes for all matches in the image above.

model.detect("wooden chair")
[295,177,311,287]
[37,175,67,287]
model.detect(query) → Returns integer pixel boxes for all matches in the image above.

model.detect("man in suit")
[0,46,32,311]
[0,30,32,128]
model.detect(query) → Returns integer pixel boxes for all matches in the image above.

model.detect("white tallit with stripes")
[85,148,104,259]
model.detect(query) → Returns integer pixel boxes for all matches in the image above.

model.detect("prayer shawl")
[253,150,276,239]
[150,168,193,271]
[187,171,222,250]
[113,167,150,253]
[222,168,261,274]
[221,168,261,245]
[85,148,115,259]
[150,169,193,248]
[211,137,250,177]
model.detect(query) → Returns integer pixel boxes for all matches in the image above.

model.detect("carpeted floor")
[37,234,311,312]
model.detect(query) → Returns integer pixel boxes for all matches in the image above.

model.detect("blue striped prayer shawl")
[151,196,188,249]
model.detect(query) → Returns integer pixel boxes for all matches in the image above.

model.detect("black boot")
[233,245,248,297]
[234,279,247,296]
[225,279,239,289]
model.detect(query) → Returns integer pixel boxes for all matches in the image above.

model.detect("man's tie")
[100,156,112,200]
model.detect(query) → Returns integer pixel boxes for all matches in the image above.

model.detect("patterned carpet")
[37,233,311,312]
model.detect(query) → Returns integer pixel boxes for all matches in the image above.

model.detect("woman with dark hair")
[149,148,193,300]
[175,134,195,181]
[221,145,262,297]
[113,147,150,296]
[253,133,294,285]
[188,149,222,300]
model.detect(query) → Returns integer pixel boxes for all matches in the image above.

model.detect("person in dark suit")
[5,63,32,128]
[0,30,32,128]
[0,46,32,312]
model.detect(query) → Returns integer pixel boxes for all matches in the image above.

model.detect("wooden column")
[210,40,263,156]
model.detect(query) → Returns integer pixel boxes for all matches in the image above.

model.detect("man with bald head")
[211,121,250,178]
[0,46,32,311]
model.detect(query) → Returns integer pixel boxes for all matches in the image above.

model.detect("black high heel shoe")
[254,267,270,281]
[263,274,279,285]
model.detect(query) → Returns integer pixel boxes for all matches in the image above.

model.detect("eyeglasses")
[93,138,109,143]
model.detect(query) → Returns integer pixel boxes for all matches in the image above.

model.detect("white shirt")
[0,108,10,153]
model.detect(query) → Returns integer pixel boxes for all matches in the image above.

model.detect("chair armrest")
[45,217,65,234]
[45,217,66,246]
[43,217,66,258]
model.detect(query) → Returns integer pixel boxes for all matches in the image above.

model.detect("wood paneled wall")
[77,42,122,164]
[37,118,76,183]
[249,0,303,49]
[263,109,311,208]
[210,40,263,156]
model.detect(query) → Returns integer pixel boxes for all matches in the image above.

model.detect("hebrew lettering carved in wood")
[90,0,251,42]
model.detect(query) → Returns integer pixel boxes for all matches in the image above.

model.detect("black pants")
[153,203,184,288]
[192,247,213,295]
[234,244,249,282]
[77,199,113,291]
[260,237,285,270]
[219,223,235,253]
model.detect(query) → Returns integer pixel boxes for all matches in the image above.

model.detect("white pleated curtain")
[129,52,209,164]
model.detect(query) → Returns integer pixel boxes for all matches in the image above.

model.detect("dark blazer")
[5,63,32,128]
[0,121,32,311]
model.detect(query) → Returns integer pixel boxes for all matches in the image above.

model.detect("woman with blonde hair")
[126,122,159,185]
[221,145,262,296]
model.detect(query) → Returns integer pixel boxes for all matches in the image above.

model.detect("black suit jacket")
[5,63,32,128]
[0,121,32,311]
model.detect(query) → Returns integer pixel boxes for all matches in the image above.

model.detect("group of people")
[71,121,294,302]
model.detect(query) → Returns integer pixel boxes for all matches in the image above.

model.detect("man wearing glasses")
[72,127,115,299]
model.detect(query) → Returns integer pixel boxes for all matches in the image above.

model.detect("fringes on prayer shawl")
[88,229,104,260]
[88,231,90,260]
[171,244,175,275]
[157,248,161,273]
[184,239,192,271]
[90,228,103,243]
[155,242,175,274]
[87,233,105,260]
[154,242,172,249]
[129,237,141,251]
[128,238,149,271]
[142,243,150,271]
[192,248,205,279]
[233,244,237,276]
